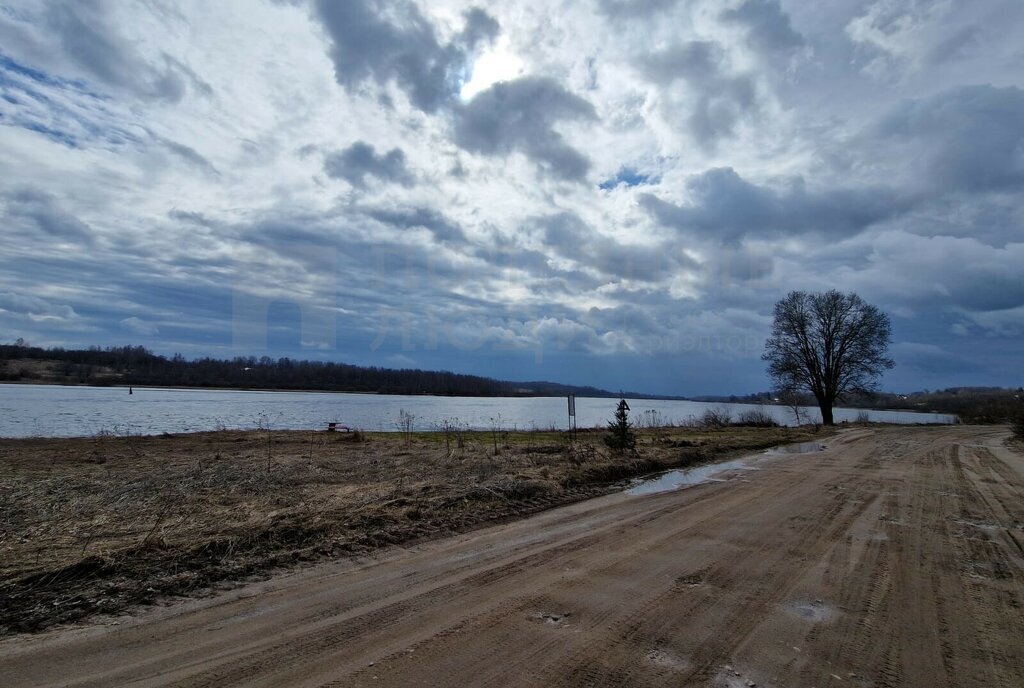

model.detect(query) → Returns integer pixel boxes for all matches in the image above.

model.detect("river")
[0,383,957,438]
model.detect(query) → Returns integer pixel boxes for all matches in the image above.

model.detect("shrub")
[734,408,779,427]
[1013,414,1024,441]
[701,407,732,429]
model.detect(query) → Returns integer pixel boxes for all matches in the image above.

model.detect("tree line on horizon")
[0,342,611,398]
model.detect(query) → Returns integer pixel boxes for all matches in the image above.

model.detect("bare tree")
[763,290,894,426]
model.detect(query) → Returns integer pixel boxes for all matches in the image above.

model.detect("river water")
[0,383,956,438]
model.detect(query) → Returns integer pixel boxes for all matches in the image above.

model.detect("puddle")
[627,441,825,497]
[626,457,756,496]
[763,441,825,455]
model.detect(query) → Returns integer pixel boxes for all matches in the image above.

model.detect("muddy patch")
[715,664,761,687]
[644,647,689,670]
[783,599,837,623]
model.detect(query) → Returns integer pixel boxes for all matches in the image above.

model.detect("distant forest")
[0,342,613,398]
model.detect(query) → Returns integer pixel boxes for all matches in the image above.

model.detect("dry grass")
[0,424,826,634]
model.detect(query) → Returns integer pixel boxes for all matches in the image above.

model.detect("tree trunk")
[818,399,834,426]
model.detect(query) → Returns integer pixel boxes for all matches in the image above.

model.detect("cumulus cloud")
[324,142,415,188]
[454,77,597,181]
[637,41,758,147]
[312,0,497,113]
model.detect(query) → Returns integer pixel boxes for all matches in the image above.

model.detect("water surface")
[0,384,956,438]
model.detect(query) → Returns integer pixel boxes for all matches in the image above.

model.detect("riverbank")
[0,425,827,635]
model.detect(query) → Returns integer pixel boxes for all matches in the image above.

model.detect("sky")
[1,0,1022,396]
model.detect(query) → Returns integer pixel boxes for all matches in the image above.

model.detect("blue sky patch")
[599,167,653,190]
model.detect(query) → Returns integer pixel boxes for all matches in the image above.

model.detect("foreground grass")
[0,424,828,635]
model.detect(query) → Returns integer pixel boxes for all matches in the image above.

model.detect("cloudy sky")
[1,0,1022,395]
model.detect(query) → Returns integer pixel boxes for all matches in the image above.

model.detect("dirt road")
[2,426,1022,687]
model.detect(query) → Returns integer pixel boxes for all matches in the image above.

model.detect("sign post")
[567,394,576,440]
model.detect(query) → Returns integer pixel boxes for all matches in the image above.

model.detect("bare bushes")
[733,407,779,427]
[701,408,732,429]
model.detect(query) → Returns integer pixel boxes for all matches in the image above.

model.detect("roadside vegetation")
[0,421,827,635]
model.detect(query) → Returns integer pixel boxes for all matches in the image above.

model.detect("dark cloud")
[596,0,678,19]
[639,41,720,85]
[891,342,981,377]
[536,212,688,280]
[160,138,218,176]
[925,25,982,65]
[323,142,415,188]
[167,210,218,227]
[582,304,663,339]
[454,77,597,181]
[459,8,500,48]
[312,0,497,113]
[2,189,94,243]
[875,84,1024,194]
[641,167,908,243]
[365,206,465,243]
[638,41,757,147]
[721,0,804,54]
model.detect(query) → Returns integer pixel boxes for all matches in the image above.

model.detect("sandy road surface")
[2,426,1022,687]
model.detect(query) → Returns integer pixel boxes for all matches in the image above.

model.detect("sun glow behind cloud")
[460,37,524,100]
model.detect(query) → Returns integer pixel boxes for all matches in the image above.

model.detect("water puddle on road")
[764,441,825,454]
[626,441,825,497]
